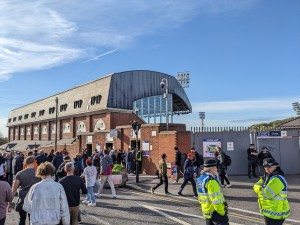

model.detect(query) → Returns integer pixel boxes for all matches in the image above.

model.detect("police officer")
[253,158,290,225]
[197,158,229,225]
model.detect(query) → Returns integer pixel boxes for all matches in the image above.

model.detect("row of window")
[8,95,102,123]
[10,120,105,137]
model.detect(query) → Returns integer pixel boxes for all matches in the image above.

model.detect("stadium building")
[1,70,192,174]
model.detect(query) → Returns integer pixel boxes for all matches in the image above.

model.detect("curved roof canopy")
[108,70,192,113]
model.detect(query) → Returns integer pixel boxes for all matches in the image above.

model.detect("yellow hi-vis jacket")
[197,173,227,219]
[253,173,290,220]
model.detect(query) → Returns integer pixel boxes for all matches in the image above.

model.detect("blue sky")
[0,0,299,137]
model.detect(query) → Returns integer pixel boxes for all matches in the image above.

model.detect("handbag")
[15,190,27,212]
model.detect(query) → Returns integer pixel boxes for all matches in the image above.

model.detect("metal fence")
[191,127,300,175]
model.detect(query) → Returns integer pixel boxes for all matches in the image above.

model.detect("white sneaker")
[172,181,178,184]
[88,202,96,207]
[82,200,89,204]
[225,184,232,188]
[112,195,117,199]
[150,187,154,194]
[94,193,101,197]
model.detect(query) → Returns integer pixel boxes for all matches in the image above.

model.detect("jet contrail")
[84,49,118,63]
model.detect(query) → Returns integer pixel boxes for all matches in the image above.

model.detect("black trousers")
[248,159,257,178]
[5,172,13,186]
[176,165,183,182]
[219,170,230,185]
[206,211,229,225]
[264,217,285,225]
[0,217,5,225]
[19,209,30,225]
[179,177,198,196]
[153,174,168,193]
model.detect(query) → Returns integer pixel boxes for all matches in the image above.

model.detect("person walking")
[10,156,40,225]
[59,162,87,225]
[12,152,23,176]
[73,153,84,176]
[197,158,229,225]
[254,158,290,225]
[52,152,63,181]
[0,153,6,181]
[0,178,13,225]
[4,153,13,186]
[81,159,97,206]
[178,153,198,197]
[151,153,170,195]
[247,144,258,179]
[95,150,117,198]
[35,150,50,165]
[173,147,182,183]
[191,147,204,178]
[215,147,231,188]
[23,162,70,225]
[125,148,133,175]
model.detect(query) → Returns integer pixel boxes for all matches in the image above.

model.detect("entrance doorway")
[86,144,92,157]
[105,143,113,150]
[130,140,140,150]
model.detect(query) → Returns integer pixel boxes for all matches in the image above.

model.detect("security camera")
[160,81,165,89]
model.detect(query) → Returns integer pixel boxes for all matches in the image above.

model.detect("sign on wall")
[203,139,221,157]
[227,142,234,151]
[142,140,150,157]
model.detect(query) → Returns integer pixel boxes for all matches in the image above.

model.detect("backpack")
[223,153,232,167]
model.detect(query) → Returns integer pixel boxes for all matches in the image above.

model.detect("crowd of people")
[0,146,129,225]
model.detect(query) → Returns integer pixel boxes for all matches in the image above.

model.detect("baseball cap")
[86,159,92,165]
[263,158,278,167]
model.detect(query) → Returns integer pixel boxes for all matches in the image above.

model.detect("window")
[13,117,16,122]
[91,95,102,105]
[39,110,45,117]
[94,119,105,131]
[8,118,11,123]
[77,122,86,132]
[51,124,56,134]
[15,129,18,136]
[24,114,29,119]
[74,100,83,109]
[63,123,71,133]
[60,104,68,112]
[21,128,24,135]
[31,112,36,118]
[49,107,55,114]
[27,127,31,135]
[34,126,38,135]
[42,125,47,134]
[18,116,22,121]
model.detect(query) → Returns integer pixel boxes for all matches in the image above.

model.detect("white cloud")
[0,0,259,80]
[0,117,8,138]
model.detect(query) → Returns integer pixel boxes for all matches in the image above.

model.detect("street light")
[160,78,169,131]
[292,102,300,115]
[199,112,205,130]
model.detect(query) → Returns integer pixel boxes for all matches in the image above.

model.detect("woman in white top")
[81,159,97,207]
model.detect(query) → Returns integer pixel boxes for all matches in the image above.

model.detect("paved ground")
[4,174,300,225]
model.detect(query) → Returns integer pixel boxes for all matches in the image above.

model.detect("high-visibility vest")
[253,175,290,220]
[197,173,227,219]
[136,151,142,161]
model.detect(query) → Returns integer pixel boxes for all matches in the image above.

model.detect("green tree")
[0,132,8,146]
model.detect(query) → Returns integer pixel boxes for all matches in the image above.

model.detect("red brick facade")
[8,111,191,175]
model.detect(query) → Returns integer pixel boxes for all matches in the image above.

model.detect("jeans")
[178,177,198,196]
[194,166,200,178]
[86,186,96,203]
[127,162,132,174]
[175,166,183,182]
[97,175,116,197]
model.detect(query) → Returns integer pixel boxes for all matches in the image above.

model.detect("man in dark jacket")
[247,144,258,179]
[35,150,50,165]
[173,147,182,183]
[5,153,13,186]
[12,152,23,176]
[257,146,273,176]
[52,152,64,181]
[177,153,198,197]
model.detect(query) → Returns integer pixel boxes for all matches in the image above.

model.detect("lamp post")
[199,112,205,131]
[131,120,141,183]
[55,97,58,152]
[160,78,169,131]
[292,102,300,115]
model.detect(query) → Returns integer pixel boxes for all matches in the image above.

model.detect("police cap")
[204,158,218,167]
[263,158,278,167]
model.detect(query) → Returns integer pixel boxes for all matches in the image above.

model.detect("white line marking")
[81,211,111,225]
[140,204,191,225]
[140,204,243,225]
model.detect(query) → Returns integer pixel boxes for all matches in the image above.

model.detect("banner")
[203,139,221,157]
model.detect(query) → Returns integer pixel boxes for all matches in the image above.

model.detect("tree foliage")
[0,132,8,146]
